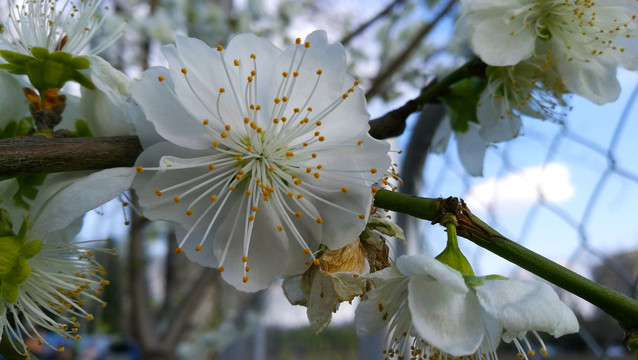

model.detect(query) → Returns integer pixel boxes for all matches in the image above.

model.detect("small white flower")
[132,31,391,291]
[355,254,579,359]
[459,0,638,104]
[0,0,124,56]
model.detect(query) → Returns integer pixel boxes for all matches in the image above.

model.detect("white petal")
[475,279,579,339]
[131,67,212,149]
[456,124,487,176]
[307,270,340,333]
[0,71,28,124]
[396,254,469,294]
[28,168,136,240]
[282,274,308,306]
[556,55,621,105]
[355,266,407,336]
[407,277,485,357]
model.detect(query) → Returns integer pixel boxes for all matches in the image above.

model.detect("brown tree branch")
[340,0,406,46]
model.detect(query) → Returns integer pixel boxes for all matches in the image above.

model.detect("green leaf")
[440,77,487,133]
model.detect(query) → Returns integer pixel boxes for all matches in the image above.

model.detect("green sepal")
[0,237,21,278]
[435,245,475,276]
[440,77,487,133]
[463,274,509,289]
[0,48,95,94]
[73,119,94,137]
[20,240,42,259]
[5,257,30,285]
[0,118,34,139]
[1,282,19,304]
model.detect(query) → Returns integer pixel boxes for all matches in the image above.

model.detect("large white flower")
[0,0,124,56]
[131,31,391,291]
[355,254,579,359]
[459,0,638,104]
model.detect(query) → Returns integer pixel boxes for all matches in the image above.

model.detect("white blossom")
[459,0,638,104]
[355,254,579,360]
[132,31,391,291]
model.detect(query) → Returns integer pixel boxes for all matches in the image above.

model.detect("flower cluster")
[132,31,391,291]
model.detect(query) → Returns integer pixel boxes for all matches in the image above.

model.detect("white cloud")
[466,162,574,212]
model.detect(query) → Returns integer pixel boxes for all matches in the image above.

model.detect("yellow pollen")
[246,146,252,152]
[341,187,348,193]
[218,266,224,272]
[212,141,219,147]
[348,88,354,93]
[307,107,313,111]
[250,54,256,59]
[244,117,250,124]
[286,152,294,157]
[357,140,363,146]
[358,214,366,220]
[246,190,252,196]
[173,196,180,203]
[217,45,223,51]
[318,136,325,142]
[236,156,243,161]
[314,131,320,136]
[277,225,283,231]
[253,206,259,212]
[292,174,298,179]
[295,211,301,217]
[292,72,298,77]
[306,168,312,173]
[281,117,287,122]
[136,166,143,172]
[282,96,288,102]
[225,125,231,131]
[342,93,348,99]
[317,165,323,169]
[282,72,288,77]
[297,194,303,199]
[314,173,320,179]
[157,76,165,82]
[288,192,294,197]
[219,88,226,93]
[221,132,228,138]
[235,174,242,181]
[371,187,378,194]
[303,248,311,254]
[186,209,194,216]
[371,168,377,174]
[230,185,236,190]
[175,248,183,254]
[268,167,274,172]
[233,59,240,66]
[274,98,281,104]
[242,256,248,262]
[181,68,187,74]
[316,69,323,75]
[247,76,253,82]
[304,42,310,48]
[245,266,250,272]
[155,189,162,196]
[248,215,255,221]
[203,119,209,125]
[195,245,202,252]
[210,195,217,201]
[313,259,320,265]
[316,121,322,126]
[316,217,323,224]
[242,277,248,283]
[295,38,301,44]
[209,163,215,170]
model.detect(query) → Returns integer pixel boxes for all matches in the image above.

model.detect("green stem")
[373,189,638,331]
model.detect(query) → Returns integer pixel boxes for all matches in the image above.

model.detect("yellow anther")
[173,196,180,203]
[318,136,325,142]
[233,59,240,66]
[218,266,224,272]
[303,142,308,147]
[245,266,250,272]
[212,141,219,147]
[250,53,256,59]
[181,68,187,74]
[306,168,312,173]
[348,88,354,93]
[236,156,243,161]
[175,248,183,254]
[274,98,281,104]
[286,152,294,157]
[297,194,303,199]
[209,163,215,170]
[292,72,298,77]
[221,132,228,138]
[314,172,320,179]
[210,195,218,201]
[230,185,236,191]
[246,190,252,196]
[371,168,378,174]
[248,214,255,221]
[195,245,202,252]
[288,192,294,197]
[219,88,226,93]
[341,187,348,193]
[357,140,363,146]
[136,166,143,172]
[203,119,209,125]
[155,189,162,196]
[253,206,259,212]
[242,276,248,283]
[316,69,323,75]
[304,42,310,48]
[277,225,283,231]
[371,187,378,194]
[354,81,359,86]
[358,214,366,220]
[316,217,323,224]
[282,72,288,77]
[217,45,223,51]
[235,174,242,180]
[295,38,301,44]
[246,145,252,152]
[268,167,274,172]
[225,125,231,131]
[244,117,250,124]
[256,105,261,110]
[311,153,317,158]
[247,76,253,82]
[242,256,248,262]
[316,121,322,126]
[186,209,194,216]
[294,108,300,113]
[342,93,348,99]
[313,259,320,265]
[294,211,301,218]
[158,76,165,82]
[317,165,323,169]
[282,96,288,102]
